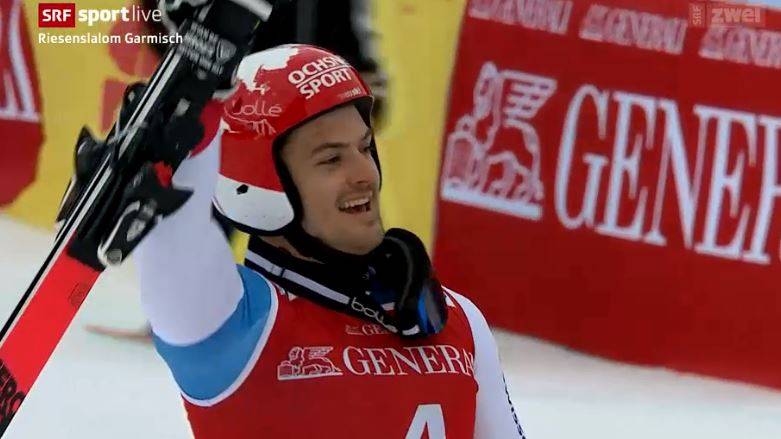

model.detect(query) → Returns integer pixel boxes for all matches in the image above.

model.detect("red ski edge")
[0,247,100,431]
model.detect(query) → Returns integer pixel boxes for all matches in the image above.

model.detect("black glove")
[95,160,192,266]
[57,82,198,267]
[55,126,108,232]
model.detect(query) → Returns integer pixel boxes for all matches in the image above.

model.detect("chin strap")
[282,222,373,266]
[245,229,448,338]
[246,236,401,334]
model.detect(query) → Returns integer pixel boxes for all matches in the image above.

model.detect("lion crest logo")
[441,61,557,220]
[277,346,343,380]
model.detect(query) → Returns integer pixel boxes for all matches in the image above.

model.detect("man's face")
[281,105,384,255]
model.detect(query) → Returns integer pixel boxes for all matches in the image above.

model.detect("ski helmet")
[215,44,376,235]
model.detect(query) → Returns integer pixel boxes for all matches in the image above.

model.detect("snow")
[1,214,780,438]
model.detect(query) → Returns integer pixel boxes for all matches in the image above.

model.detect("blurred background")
[2,0,781,437]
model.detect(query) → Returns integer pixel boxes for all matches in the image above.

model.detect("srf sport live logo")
[38,2,162,28]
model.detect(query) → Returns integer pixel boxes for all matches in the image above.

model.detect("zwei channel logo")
[38,3,162,28]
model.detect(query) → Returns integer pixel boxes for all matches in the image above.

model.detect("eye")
[318,155,340,165]
[361,143,375,154]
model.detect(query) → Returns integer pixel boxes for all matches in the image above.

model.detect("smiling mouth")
[339,196,372,214]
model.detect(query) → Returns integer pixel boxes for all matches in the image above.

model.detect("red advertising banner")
[0,0,43,207]
[434,0,781,388]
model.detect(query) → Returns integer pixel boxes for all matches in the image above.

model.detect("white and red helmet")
[215,44,374,234]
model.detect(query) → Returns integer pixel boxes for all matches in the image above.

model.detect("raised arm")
[135,103,277,403]
[135,105,245,345]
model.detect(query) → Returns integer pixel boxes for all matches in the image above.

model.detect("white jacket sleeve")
[451,292,527,438]
[135,128,245,346]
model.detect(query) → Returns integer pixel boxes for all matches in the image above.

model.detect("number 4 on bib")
[405,404,446,439]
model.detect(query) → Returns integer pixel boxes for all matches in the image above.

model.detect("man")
[87,0,388,341]
[135,44,525,437]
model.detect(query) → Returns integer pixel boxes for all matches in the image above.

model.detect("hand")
[57,82,199,267]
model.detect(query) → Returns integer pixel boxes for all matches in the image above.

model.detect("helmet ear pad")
[271,131,305,229]
[215,129,294,236]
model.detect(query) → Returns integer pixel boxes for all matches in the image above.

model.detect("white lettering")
[295,67,353,100]
[463,349,475,377]
[406,346,447,374]
[553,85,781,265]
[302,62,319,76]
[389,348,422,375]
[595,92,656,241]
[343,346,370,375]
[694,107,757,260]
[235,99,282,117]
[470,0,573,35]
[438,345,466,374]
[744,115,781,263]
[405,404,445,439]
[699,26,781,70]
[349,298,397,333]
[288,70,306,84]
[365,348,395,376]
[579,4,688,55]
[556,85,610,229]
[339,346,473,378]
[644,99,706,248]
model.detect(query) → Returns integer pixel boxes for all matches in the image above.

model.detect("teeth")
[340,197,370,210]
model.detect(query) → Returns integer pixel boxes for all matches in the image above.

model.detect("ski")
[0,1,265,434]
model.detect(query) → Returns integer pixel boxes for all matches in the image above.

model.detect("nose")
[345,148,378,188]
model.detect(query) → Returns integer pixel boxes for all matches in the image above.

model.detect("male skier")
[63,19,527,435]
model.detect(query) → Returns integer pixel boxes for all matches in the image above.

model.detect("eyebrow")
[310,128,373,157]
